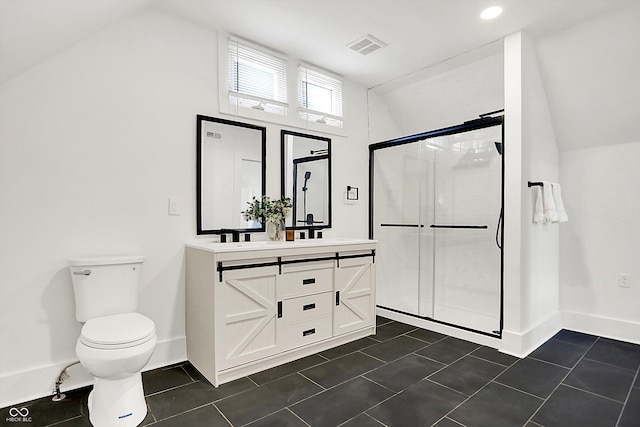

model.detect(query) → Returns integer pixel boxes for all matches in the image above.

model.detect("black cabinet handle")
[277,301,282,318]
[302,278,316,285]
[429,224,488,229]
[303,328,316,337]
[335,291,340,306]
[303,303,316,311]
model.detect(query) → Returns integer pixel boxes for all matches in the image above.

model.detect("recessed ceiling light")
[480,6,502,20]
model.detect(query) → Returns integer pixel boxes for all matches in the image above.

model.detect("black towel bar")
[528,181,543,187]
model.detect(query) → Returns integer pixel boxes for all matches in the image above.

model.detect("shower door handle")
[429,225,488,229]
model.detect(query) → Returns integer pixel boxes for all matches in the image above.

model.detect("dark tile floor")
[3,317,640,426]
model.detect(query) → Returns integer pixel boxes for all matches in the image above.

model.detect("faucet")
[220,229,240,242]
[307,227,323,239]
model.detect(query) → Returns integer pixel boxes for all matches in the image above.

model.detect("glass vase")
[267,219,285,241]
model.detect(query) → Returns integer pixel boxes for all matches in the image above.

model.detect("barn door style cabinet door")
[216,265,280,370]
[185,239,377,386]
[334,256,376,336]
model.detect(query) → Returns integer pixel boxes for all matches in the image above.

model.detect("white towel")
[542,181,558,222]
[532,181,569,224]
[533,187,545,223]
[551,183,568,223]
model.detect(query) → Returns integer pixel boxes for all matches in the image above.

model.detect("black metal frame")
[368,115,505,338]
[196,115,267,235]
[216,250,375,281]
[281,129,332,230]
[292,154,330,227]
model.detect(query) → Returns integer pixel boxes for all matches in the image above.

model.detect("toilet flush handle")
[73,269,91,276]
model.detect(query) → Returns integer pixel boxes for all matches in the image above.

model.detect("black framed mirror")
[197,115,266,234]
[281,130,331,230]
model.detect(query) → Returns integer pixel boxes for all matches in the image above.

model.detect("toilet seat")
[80,312,155,350]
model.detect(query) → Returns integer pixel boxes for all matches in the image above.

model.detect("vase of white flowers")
[243,196,292,241]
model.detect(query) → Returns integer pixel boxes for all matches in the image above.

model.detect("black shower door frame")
[368,115,505,338]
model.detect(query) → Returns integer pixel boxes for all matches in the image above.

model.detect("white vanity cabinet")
[185,239,376,386]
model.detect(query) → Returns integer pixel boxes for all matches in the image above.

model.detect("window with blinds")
[298,65,343,128]
[228,38,288,115]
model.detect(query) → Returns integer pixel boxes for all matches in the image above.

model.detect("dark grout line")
[561,383,628,404]
[179,364,197,383]
[286,407,312,427]
[144,379,202,398]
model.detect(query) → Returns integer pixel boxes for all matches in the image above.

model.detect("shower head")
[494,142,503,156]
[304,171,311,180]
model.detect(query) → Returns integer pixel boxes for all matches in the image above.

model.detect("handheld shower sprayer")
[302,171,311,191]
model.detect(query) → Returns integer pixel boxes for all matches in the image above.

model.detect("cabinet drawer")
[280,292,332,324]
[279,265,333,299]
[280,315,332,349]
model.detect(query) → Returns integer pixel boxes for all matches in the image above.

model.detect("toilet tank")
[69,256,145,322]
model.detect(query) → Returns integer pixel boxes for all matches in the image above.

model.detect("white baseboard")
[0,336,186,409]
[562,310,640,345]
[500,311,562,358]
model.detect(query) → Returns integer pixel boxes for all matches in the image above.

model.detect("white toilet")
[69,256,157,427]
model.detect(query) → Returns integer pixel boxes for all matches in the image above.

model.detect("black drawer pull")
[336,291,340,306]
[303,303,316,311]
[303,328,316,337]
[277,301,283,318]
[302,278,316,285]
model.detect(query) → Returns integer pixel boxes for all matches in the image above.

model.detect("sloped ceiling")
[1,0,638,151]
[0,0,151,84]
[535,3,640,151]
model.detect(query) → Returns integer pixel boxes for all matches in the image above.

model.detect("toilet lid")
[80,313,155,349]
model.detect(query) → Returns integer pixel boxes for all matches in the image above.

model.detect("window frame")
[298,64,344,128]
[226,36,289,116]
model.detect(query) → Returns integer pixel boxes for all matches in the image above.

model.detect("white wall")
[368,44,503,141]
[502,32,562,356]
[0,9,371,407]
[560,142,640,343]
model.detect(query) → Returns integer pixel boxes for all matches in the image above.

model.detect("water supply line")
[52,361,80,401]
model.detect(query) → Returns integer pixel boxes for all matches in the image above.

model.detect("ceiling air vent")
[347,34,387,56]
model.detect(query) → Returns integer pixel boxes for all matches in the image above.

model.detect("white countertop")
[186,237,377,254]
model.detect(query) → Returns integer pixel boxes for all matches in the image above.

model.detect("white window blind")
[298,65,343,128]
[228,38,288,115]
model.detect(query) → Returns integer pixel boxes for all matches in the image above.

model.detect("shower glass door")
[371,119,503,336]
[373,143,421,315]
[428,126,502,334]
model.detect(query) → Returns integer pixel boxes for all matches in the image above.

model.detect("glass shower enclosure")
[369,117,503,337]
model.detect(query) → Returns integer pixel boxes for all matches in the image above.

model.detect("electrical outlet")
[618,273,630,288]
[168,197,181,216]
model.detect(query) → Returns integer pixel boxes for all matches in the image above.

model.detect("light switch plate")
[168,197,181,215]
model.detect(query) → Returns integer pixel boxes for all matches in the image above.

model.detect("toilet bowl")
[76,312,156,427]
[69,256,156,427]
